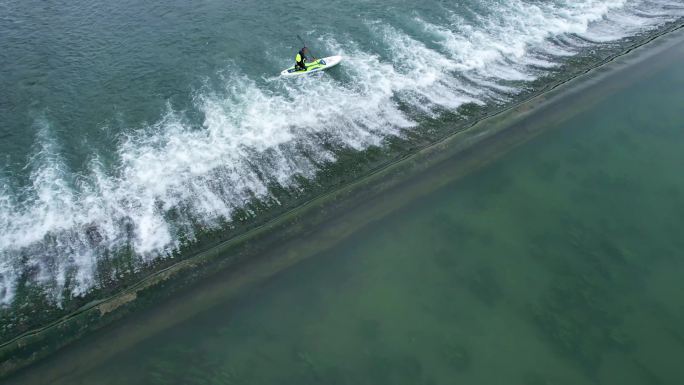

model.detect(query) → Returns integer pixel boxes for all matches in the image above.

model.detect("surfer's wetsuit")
[295,48,308,71]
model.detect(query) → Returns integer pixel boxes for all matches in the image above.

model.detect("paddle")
[297,34,318,61]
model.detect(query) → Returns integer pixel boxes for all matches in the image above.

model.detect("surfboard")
[280,56,342,77]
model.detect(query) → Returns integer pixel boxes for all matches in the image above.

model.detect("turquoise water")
[8,25,684,385]
[1,0,683,318]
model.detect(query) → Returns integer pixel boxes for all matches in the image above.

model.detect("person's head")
[302,47,309,54]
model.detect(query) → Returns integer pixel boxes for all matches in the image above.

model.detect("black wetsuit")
[295,48,308,71]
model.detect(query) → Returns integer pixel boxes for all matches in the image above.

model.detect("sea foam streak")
[0,0,682,306]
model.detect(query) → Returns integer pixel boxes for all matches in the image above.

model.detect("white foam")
[419,0,635,83]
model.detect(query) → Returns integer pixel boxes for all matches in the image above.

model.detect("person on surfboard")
[295,47,314,72]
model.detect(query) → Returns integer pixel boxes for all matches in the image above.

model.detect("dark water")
[1,0,684,312]
[9,24,684,385]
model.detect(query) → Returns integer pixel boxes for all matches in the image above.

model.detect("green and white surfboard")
[280,56,342,77]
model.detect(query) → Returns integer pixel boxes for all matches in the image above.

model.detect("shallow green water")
[11,27,684,385]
